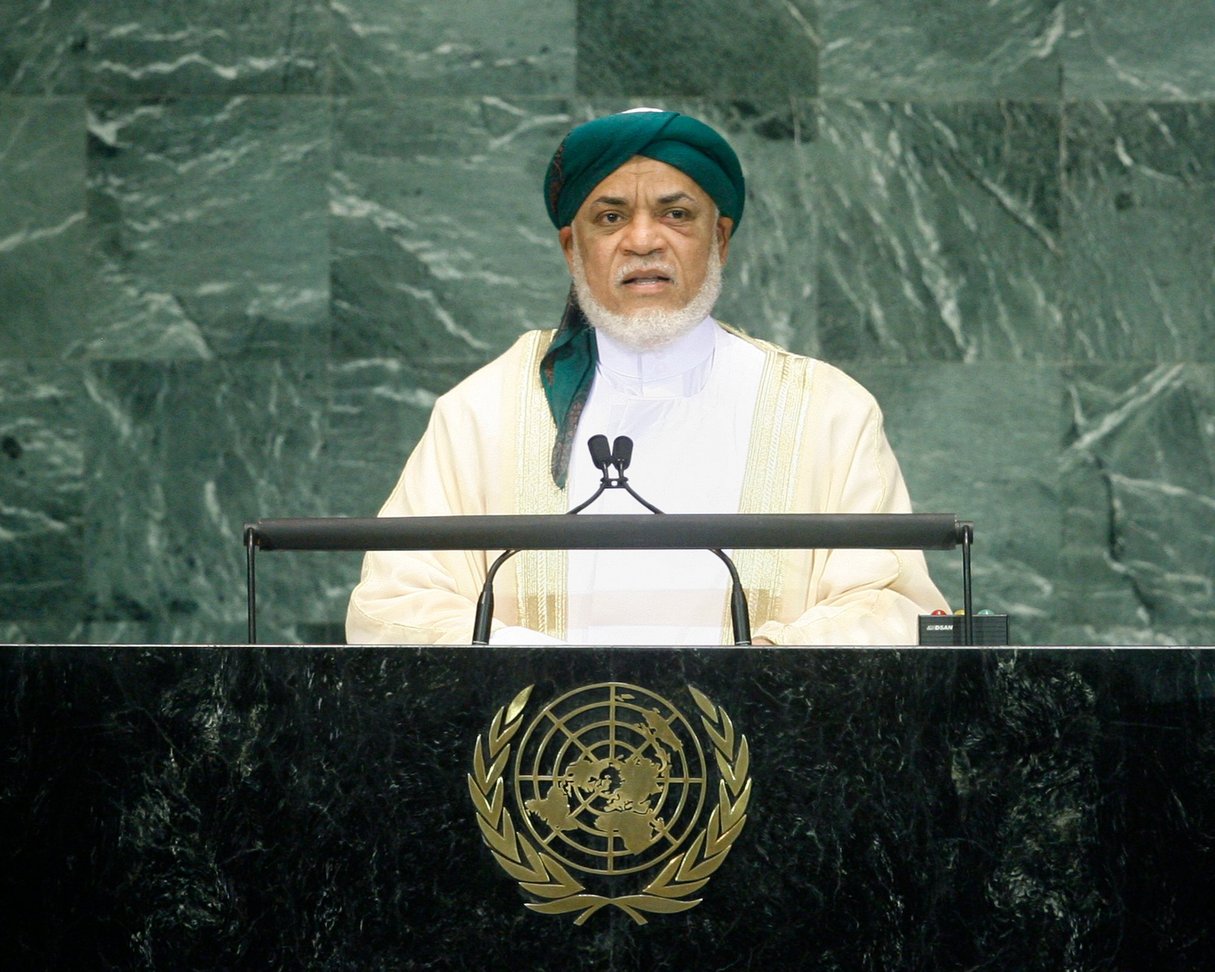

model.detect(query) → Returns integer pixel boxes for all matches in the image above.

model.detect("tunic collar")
[593,316,718,399]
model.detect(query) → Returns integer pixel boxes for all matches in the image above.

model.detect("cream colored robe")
[345,327,948,645]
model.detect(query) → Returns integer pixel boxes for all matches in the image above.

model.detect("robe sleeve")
[345,386,497,645]
[752,385,949,646]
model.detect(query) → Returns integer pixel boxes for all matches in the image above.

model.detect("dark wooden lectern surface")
[3,644,1213,970]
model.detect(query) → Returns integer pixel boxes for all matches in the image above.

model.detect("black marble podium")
[3,645,1214,970]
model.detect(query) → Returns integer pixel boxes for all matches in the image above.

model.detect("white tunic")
[346,323,950,646]
[560,317,764,644]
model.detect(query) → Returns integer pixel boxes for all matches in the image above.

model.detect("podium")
[3,643,1214,969]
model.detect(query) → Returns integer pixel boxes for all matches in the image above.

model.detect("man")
[346,108,948,646]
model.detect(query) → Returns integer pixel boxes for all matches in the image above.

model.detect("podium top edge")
[244,513,969,552]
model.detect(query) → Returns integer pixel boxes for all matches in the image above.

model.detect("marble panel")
[576,0,817,98]
[332,97,818,366]
[324,358,472,517]
[83,619,246,645]
[815,100,1063,363]
[0,0,88,94]
[330,96,575,366]
[698,100,819,353]
[0,620,87,643]
[0,96,90,359]
[84,95,330,360]
[249,357,485,643]
[74,619,345,646]
[851,362,1063,643]
[1063,101,1215,363]
[331,0,574,96]
[0,363,85,621]
[1061,365,1215,645]
[1065,0,1215,100]
[85,0,330,96]
[81,360,337,643]
[819,0,1062,99]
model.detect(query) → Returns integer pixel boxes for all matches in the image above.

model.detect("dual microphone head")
[579,434,661,516]
[587,434,633,484]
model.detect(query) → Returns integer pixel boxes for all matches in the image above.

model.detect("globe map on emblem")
[513,683,708,875]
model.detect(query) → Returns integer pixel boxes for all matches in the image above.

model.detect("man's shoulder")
[717,320,811,370]
[473,328,556,375]
[437,329,555,405]
[717,322,879,409]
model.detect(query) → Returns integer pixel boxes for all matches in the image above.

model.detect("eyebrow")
[587,191,697,208]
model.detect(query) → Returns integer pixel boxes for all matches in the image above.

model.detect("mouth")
[619,267,674,291]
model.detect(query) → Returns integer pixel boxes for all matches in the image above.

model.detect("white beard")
[571,243,723,352]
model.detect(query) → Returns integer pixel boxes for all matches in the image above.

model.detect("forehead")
[581,156,712,207]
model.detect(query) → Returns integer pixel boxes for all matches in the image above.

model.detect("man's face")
[559,157,733,320]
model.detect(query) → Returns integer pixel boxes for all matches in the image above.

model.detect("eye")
[598,211,623,225]
[665,208,689,221]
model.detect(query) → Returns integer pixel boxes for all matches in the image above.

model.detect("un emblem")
[468,682,751,925]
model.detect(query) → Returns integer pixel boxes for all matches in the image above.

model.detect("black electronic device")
[918,613,1009,646]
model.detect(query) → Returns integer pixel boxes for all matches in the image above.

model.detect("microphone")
[588,434,613,474]
[471,434,753,645]
[607,436,663,516]
[569,435,616,515]
[611,436,633,475]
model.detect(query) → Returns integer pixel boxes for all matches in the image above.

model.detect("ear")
[715,216,734,265]
[558,226,576,274]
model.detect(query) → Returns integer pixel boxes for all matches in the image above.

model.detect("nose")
[621,212,663,256]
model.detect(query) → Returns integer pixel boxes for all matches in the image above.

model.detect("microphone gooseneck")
[472,435,637,642]
[471,546,517,644]
[568,435,615,515]
[609,436,664,515]
[585,435,751,645]
[471,434,754,645]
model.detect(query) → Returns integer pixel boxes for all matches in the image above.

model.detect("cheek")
[583,245,616,281]
[680,242,712,282]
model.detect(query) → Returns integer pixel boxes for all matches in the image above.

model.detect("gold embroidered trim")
[514,330,568,637]
[726,333,815,640]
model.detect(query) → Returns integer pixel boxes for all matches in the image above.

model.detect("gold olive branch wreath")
[467,684,751,925]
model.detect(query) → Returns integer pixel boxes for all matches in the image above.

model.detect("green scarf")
[540,289,597,488]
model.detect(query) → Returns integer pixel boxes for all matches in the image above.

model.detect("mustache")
[615,261,677,284]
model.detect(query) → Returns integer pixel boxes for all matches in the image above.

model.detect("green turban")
[544,109,745,229]
[540,110,745,487]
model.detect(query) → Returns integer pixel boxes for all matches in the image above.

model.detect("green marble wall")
[1,0,1212,646]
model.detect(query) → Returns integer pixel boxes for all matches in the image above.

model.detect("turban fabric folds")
[543,110,745,230]
[540,110,745,487]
